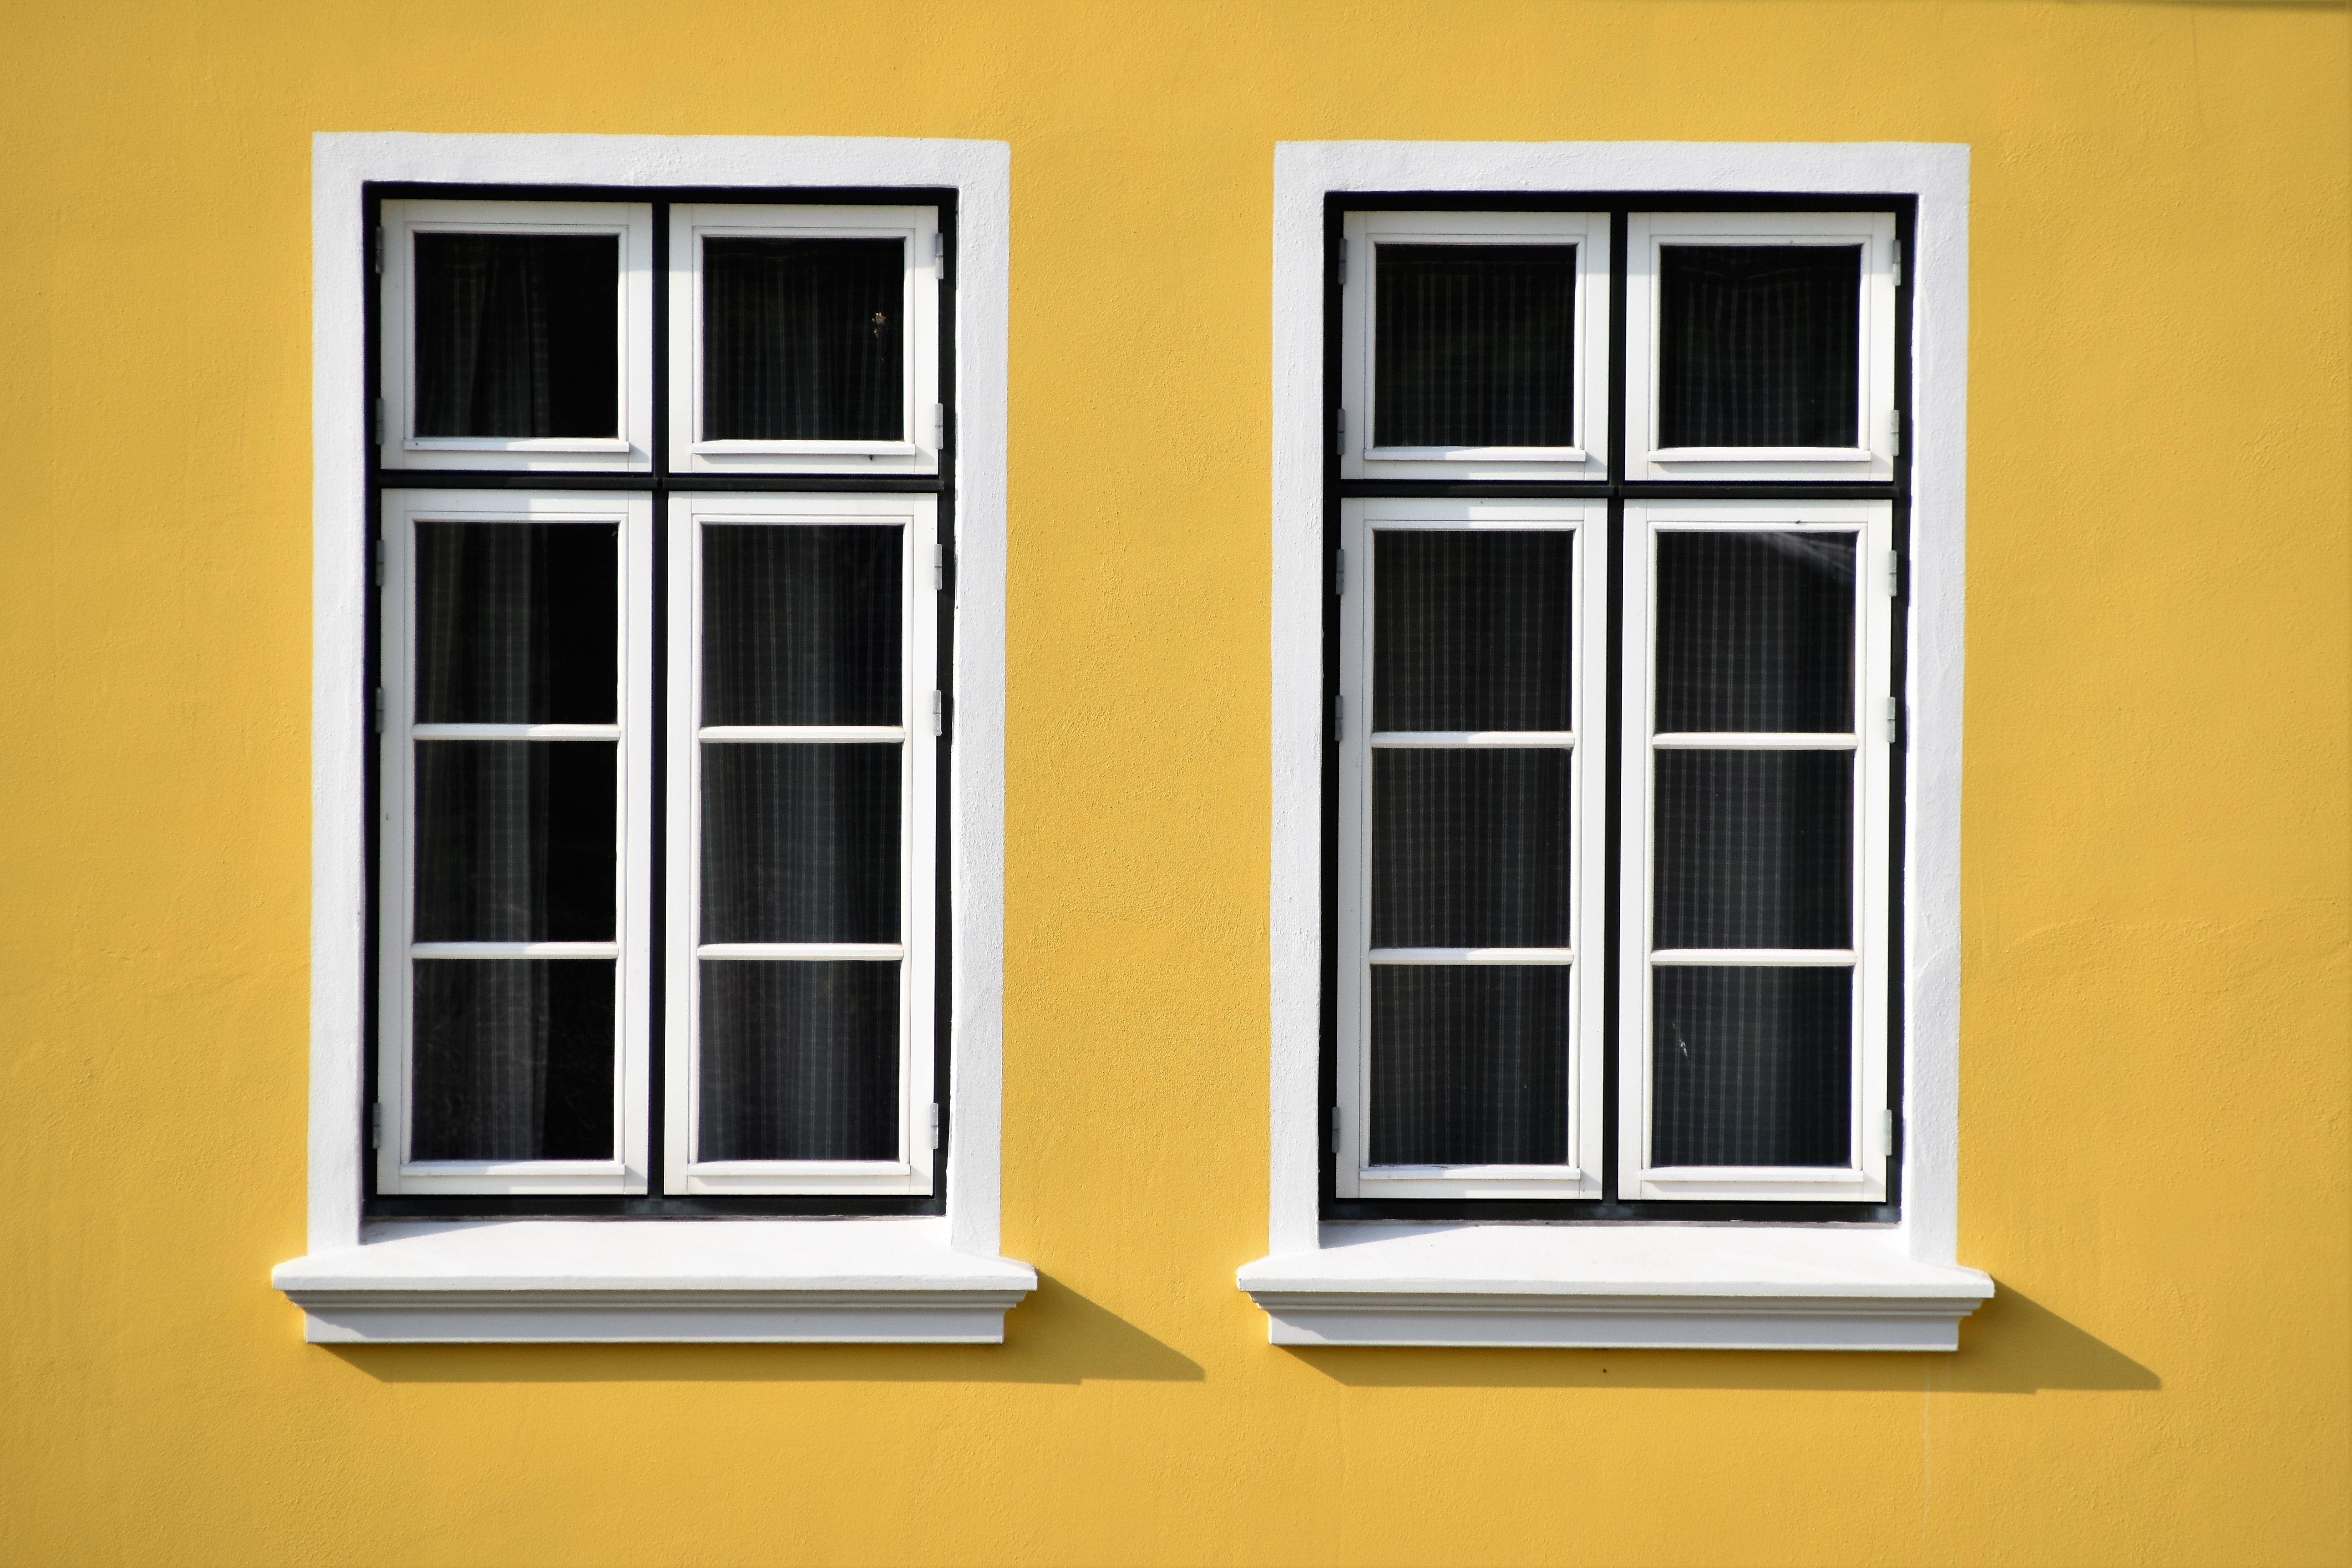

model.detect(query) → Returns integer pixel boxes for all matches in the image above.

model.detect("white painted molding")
[299,133,1020,1342]
[276,1220,1037,1344]
[1260,141,1976,1340]
[1238,1225,1992,1350]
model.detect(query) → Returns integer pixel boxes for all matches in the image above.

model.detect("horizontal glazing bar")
[684,1160,915,1176]
[697,726,907,744]
[1369,947,1574,965]
[411,723,622,741]
[1640,1165,1868,1183]
[1359,1164,1586,1180]
[1652,732,1857,749]
[696,942,905,961]
[1649,948,1855,966]
[1370,731,1575,748]
[409,941,621,959]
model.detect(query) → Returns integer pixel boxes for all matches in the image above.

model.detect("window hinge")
[1884,695,1903,743]
[374,397,386,448]
[1881,549,1900,598]
[1335,406,1346,457]
[370,1103,383,1150]
[1335,236,1348,287]
[373,538,386,589]
[1890,238,1903,287]
[1333,547,1345,597]
[372,226,384,276]
[931,542,944,592]
[933,403,945,446]
[1888,408,1901,457]
[933,231,947,283]
[1883,1108,1897,1153]
[1332,694,1343,742]
[932,690,945,738]
[930,1102,941,1150]
[1331,1106,1343,1155]
[373,687,385,735]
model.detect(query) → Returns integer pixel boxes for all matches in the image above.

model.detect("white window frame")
[378,199,656,474]
[1624,210,1898,484]
[1340,210,1609,482]
[665,491,939,1196]
[375,488,655,1196]
[1618,499,1892,1204]
[285,133,1029,1346]
[1250,140,1991,1352]
[669,204,941,476]
[1333,496,1606,1200]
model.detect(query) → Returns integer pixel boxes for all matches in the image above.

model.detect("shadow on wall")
[326,1274,1204,1386]
[1281,1284,2160,1392]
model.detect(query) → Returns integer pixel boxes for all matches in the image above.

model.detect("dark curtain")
[1655,531,1853,733]
[1651,967,1851,1167]
[700,744,900,945]
[702,525,901,727]
[413,233,619,438]
[1372,750,1572,950]
[1658,245,1860,448]
[700,962,900,1161]
[1373,530,1573,733]
[1653,751,1852,950]
[411,960,615,1160]
[1370,967,1570,1165]
[702,238,905,441]
[1374,244,1576,448]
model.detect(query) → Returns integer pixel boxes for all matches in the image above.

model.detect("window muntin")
[1620,502,1891,1203]
[376,491,656,1196]
[670,205,940,476]
[665,493,938,1196]
[379,200,655,472]
[1333,499,1608,1201]
[1625,211,1896,482]
[1340,211,1609,483]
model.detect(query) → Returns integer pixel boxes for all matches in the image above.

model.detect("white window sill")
[274,1219,1037,1344]
[1237,1225,1993,1351]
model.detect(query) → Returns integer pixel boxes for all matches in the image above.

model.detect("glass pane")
[411,960,615,1160]
[1653,750,1852,950]
[1372,750,1571,949]
[413,742,616,942]
[701,744,900,943]
[1374,243,1576,448]
[702,237,905,442]
[1651,966,1851,1167]
[1655,531,1854,734]
[415,522,618,725]
[702,525,902,727]
[1373,530,1573,733]
[698,960,900,1161]
[1658,243,1860,448]
[1370,966,1569,1165]
[413,233,619,438]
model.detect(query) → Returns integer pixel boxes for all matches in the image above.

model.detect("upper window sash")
[1624,211,1899,484]
[1339,211,1610,484]
[669,204,942,477]
[1617,500,1893,1204]
[664,492,941,1197]
[1333,497,1608,1199]
[375,489,657,1197]
[378,200,656,474]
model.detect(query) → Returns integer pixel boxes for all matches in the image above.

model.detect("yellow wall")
[3,3,2347,1563]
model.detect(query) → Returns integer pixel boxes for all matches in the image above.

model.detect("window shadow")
[1281,1282,2161,1392]
[321,1273,1204,1386]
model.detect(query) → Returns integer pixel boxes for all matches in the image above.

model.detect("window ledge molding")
[1238,1225,1992,1351]
[275,1219,1036,1343]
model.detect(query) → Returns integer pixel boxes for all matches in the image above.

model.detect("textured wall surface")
[0,3,2345,1564]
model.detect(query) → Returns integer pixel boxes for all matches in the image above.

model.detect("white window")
[669,204,941,475]
[378,199,656,473]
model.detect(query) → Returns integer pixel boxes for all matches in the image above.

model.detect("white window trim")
[282,132,1029,1345]
[1252,140,1991,1351]
[669,203,942,475]
[666,491,938,1197]
[379,198,656,473]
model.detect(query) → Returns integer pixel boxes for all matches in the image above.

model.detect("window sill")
[1237,1224,1992,1351]
[274,1219,1037,1344]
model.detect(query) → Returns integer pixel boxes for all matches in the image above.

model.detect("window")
[370,193,950,1213]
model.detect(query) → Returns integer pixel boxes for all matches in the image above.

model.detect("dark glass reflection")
[702,238,905,441]
[699,961,900,1161]
[702,525,901,727]
[1374,244,1576,448]
[1369,966,1570,1165]
[1655,531,1854,734]
[1374,530,1573,733]
[701,744,900,944]
[1653,750,1853,950]
[413,742,616,942]
[1373,749,1571,949]
[1658,244,1860,448]
[1651,965,1851,1167]
[411,960,615,1160]
[413,233,619,439]
[415,522,618,725]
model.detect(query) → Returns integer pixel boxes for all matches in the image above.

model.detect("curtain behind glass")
[413,234,619,438]
[1655,531,1853,733]
[416,522,618,725]
[1375,244,1576,448]
[1651,966,1850,1166]
[411,960,616,1160]
[1370,967,1569,1165]
[1374,530,1572,733]
[702,525,900,727]
[702,238,904,441]
[1658,245,1860,448]
[699,962,900,1160]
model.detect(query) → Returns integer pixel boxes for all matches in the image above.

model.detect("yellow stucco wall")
[2,3,2347,1564]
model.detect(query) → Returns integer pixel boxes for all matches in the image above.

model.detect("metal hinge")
[1881,549,1899,598]
[1333,547,1345,597]
[933,232,947,283]
[1890,238,1902,287]
[1888,408,1901,457]
[1884,695,1903,744]
[1331,1106,1343,1155]
[1335,236,1348,287]
[1883,1108,1897,1154]
[373,397,386,447]
[932,690,945,738]
[1332,694,1343,742]
[372,226,384,276]
[373,538,386,588]
[1335,407,1346,457]
[930,1103,941,1150]
[373,687,385,735]
[370,1103,383,1150]
[934,403,945,446]
[931,542,944,592]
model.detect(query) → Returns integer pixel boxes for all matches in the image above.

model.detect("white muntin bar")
[1369,948,1574,965]
[411,723,623,741]
[697,725,907,744]
[1649,949,1857,967]
[1651,732,1858,750]
[695,943,906,962]
[1369,731,1575,748]
[408,941,623,960]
